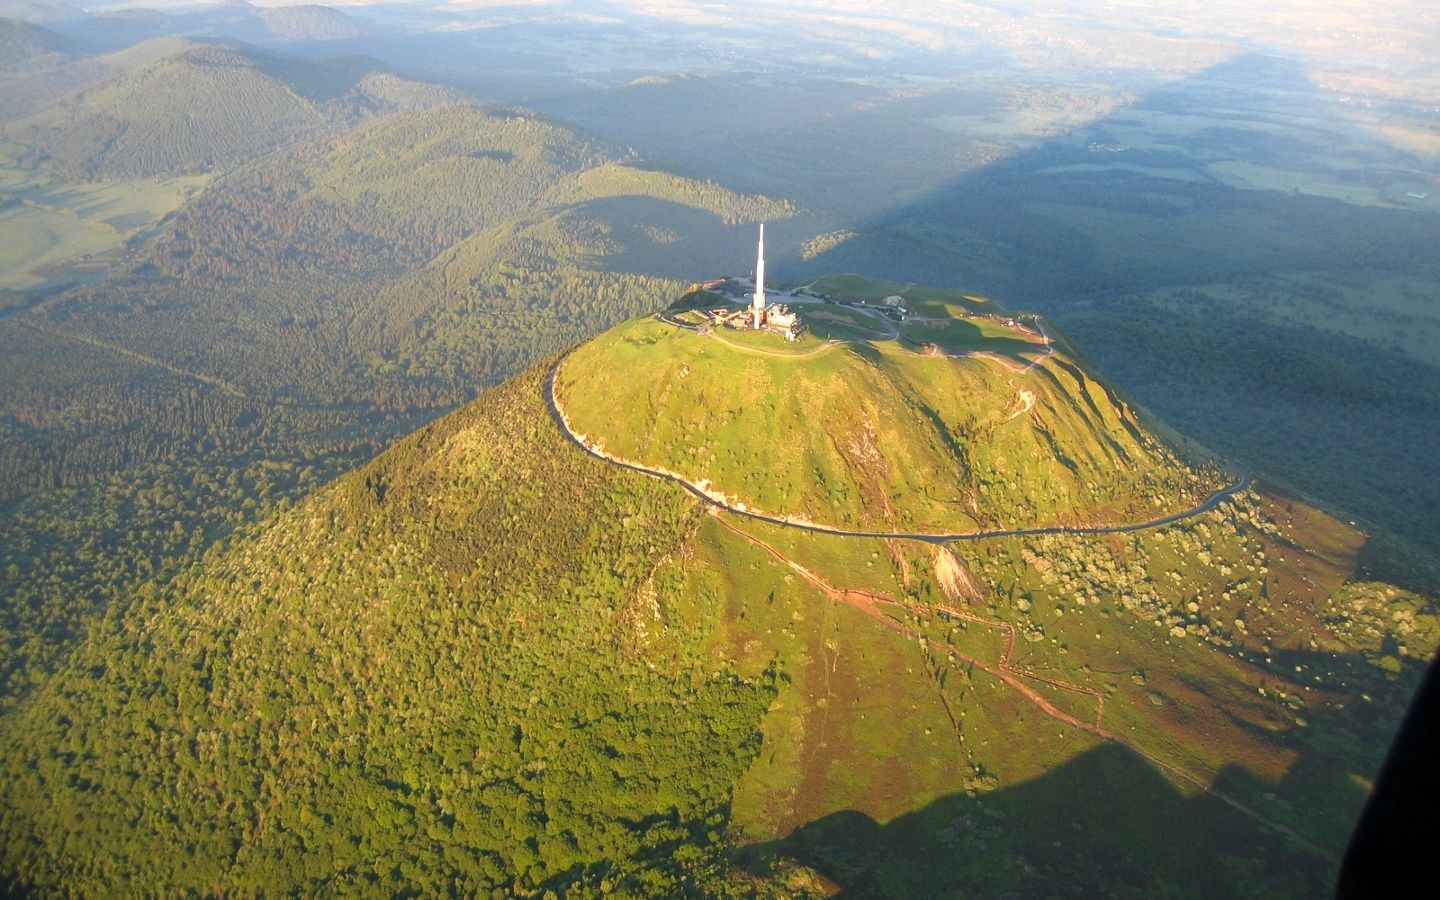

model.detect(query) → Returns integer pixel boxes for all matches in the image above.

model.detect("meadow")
[0,163,208,289]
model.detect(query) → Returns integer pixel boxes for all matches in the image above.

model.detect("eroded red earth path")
[710,511,1336,861]
[711,513,1107,735]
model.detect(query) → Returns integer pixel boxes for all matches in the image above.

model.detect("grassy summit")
[558,276,1221,534]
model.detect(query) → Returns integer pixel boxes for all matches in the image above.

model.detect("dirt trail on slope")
[710,511,1337,862]
[712,512,1107,734]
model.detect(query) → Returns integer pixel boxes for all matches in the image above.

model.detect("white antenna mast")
[752,223,766,329]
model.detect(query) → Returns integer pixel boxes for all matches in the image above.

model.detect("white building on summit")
[703,224,804,340]
[745,224,803,340]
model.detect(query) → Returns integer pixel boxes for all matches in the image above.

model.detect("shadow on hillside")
[737,742,1333,899]
[767,53,1440,590]
[564,194,758,281]
[733,641,1436,899]
[896,317,1038,364]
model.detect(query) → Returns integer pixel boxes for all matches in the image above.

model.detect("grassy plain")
[0,164,208,289]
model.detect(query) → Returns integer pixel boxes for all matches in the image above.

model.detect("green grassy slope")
[2,345,1430,896]
[558,286,1218,534]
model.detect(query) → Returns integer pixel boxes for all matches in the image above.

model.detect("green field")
[0,204,116,289]
[0,164,208,289]
[899,315,1040,360]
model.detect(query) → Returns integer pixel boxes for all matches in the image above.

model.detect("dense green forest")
[0,365,792,895]
[0,88,791,712]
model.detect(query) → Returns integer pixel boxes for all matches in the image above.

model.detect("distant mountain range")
[2,1,376,46]
[0,15,79,70]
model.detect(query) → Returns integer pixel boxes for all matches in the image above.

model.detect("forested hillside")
[1,41,464,178]
[0,93,792,710]
[3,335,1431,895]
[0,364,790,895]
[0,16,75,70]
[22,105,791,410]
[244,4,370,42]
[0,34,189,121]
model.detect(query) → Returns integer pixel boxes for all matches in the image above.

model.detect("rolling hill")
[246,4,372,42]
[1,282,1433,895]
[0,1,76,23]
[0,35,193,122]
[1,41,464,178]
[0,15,77,71]
[18,2,374,49]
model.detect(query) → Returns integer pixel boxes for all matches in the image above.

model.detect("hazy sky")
[73,0,1437,95]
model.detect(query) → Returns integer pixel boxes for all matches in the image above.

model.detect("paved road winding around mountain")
[544,349,1333,860]
[545,355,1251,544]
